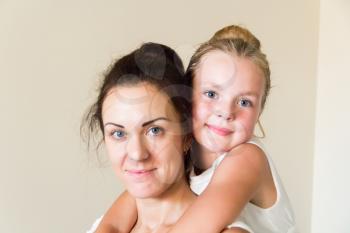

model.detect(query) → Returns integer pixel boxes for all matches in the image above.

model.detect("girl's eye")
[238,99,252,107]
[147,126,164,136]
[204,90,218,99]
[112,130,126,140]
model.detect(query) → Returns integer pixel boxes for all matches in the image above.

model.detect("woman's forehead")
[102,83,179,123]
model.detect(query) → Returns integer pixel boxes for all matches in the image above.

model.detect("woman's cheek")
[106,141,125,170]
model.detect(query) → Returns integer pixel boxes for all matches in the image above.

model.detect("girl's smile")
[206,124,233,136]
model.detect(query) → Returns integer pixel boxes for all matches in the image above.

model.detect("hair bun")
[209,25,261,49]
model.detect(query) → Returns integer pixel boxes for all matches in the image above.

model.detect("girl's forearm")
[95,191,137,233]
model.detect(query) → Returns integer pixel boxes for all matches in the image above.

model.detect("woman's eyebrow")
[142,117,170,127]
[103,117,170,128]
[104,122,124,128]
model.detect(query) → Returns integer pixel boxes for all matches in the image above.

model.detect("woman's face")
[102,82,187,199]
[192,50,265,154]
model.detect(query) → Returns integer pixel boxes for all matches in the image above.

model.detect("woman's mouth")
[206,124,233,136]
[125,168,157,180]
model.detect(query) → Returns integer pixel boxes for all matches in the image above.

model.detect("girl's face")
[102,83,187,199]
[192,50,265,154]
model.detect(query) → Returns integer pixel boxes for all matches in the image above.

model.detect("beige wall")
[312,0,350,232]
[0,0,319,232]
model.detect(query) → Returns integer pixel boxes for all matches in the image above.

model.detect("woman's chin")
[127,186,163,199]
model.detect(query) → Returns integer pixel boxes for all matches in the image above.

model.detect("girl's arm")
[168,143,270,233]
[95,191,137,233]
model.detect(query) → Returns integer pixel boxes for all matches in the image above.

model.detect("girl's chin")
[202,141,233,153]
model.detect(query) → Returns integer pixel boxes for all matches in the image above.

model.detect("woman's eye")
[238,99,252,107]
[112,130,126,139]
[147,126,164,136]
[204,90,217,99]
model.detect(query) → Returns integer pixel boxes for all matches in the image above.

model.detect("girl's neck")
[133,178,195,232]
[191,142,221,173]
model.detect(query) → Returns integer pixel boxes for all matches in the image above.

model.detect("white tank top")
[190,137,298,233]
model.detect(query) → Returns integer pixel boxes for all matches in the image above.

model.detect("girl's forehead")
[194,50,265,94]
[196,51,237,84]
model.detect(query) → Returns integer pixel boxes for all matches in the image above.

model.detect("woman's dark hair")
[81,42,192,182]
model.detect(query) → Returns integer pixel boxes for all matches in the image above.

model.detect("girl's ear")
[254,120,266,138]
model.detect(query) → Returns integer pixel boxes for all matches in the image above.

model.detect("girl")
[92,25,297,233]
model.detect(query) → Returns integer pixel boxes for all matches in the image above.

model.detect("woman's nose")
[126,135,149,161]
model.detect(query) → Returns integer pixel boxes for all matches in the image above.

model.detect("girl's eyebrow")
[201,82,224,90]
[238,92,257,96]
[237,91,260,98]
[104,117,170,128]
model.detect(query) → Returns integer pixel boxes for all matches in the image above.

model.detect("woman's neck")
[132,178,196,233]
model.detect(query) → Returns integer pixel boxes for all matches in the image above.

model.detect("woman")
[83,43,246,233]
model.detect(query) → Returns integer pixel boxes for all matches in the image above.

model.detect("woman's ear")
[183,135,193,153]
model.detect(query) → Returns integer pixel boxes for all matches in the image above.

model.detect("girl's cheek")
[193,100,211,120]
[237,111,258,129]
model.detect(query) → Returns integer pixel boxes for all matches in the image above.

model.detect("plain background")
[0,0,348,232]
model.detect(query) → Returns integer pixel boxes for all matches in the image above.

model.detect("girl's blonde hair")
[186,25,271,111]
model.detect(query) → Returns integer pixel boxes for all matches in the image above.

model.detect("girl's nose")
[215,101,235,121]
[126,135,149,161]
